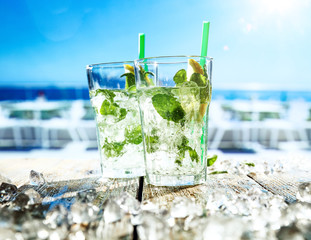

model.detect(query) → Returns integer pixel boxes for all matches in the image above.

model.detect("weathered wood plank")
[2,158,310,207]
[247,172,311,204]
[0,158,139,206]
[143,174,264,207]
[0,173,11,184]
[0,157,101,187]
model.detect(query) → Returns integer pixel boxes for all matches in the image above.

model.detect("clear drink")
[87,62,145,178]
[134,56,213,186]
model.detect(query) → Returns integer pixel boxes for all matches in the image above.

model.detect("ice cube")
[272,160,285,174]
[0,207,14,229]
[205,189,230,213]
[27,203,49,219]
[77,189,97,203]
[96,216,133,239]
[103,200,124,223]
[203,215,246,240]
[21,219,50,240]
[44,205,68,229]
[12,193,29,209]
[29,170,46,186]
[67,230,86,240]
[0,182,18,203]
[296,182,311,203]
[170,197,203,218]
[69,202,99,224]
[141,201,159,213]
[24,188,42,205]
[227,197,250,216]
[37,228,50,239]
[115,192,141,215]
[137,211,169,240]
[283,202,311,223]
[276,224,304,240]
[49,229,67,240]
[184,215,208,232]
[0,182,17,193]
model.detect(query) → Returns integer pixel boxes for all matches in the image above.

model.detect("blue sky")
[1,0,311,90]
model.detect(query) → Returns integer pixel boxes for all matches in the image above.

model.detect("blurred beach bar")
[0,86,310,151]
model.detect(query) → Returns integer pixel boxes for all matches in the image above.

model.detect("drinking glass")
[134,56,213,186]
[86,61,145,178]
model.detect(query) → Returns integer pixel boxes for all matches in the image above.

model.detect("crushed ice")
[0,169,310,239]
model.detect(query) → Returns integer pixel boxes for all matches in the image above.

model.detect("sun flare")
[257,0,306,15]
[247,0,310,33]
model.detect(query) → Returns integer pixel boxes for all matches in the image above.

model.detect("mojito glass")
[86,61,145,178]
[134,56,213,186]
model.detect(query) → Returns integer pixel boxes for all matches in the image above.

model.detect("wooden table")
[1,157,309,206]
[1,156,311,239]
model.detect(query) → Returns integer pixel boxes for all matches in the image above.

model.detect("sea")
[0,86,311,102]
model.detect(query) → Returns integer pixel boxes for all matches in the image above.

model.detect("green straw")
[137,33,145,204]
[199,21,210,164]
[200,21,210,66]
[138,33,145,59]
[139,33,148,71]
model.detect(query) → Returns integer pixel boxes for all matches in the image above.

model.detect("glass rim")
[87,55,213,69]
[86,60,133,70]
[134,55,213,63]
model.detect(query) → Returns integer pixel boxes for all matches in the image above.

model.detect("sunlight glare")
[260,0,297,15]
[249,0,310,33]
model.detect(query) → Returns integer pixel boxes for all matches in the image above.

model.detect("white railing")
[0,99,310,150]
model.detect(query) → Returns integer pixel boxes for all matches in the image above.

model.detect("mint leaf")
[175,136,189,166]
[95,89,116,102]
[121,73,135,89]
[145,71,155,77]
[100,100,127,122]
[100,100,118,115]
[244,162,255,167]
[175,159,183,166]
[175,136,199,165]
[138,66,154,86]
[126,85,137,99]
[102,140,125,158]
[119,108,127,121]
[127,85,136,93]
[145,132,160,153]
[207,155,218,167]
[188,148,199,163]
[152,94,185,123]
[190,73,211,103]
[125,125,142,145]
[173,69,187,86]
[209,171,228,175]
[190,73,207,87]
[200,86,211,104]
